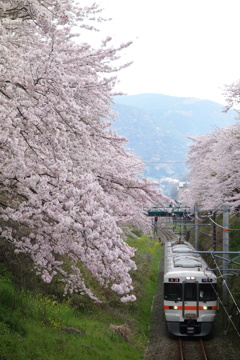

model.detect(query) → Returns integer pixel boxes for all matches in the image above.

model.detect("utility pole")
[184,217,187,240]
[213,212,217,251]
[154,216,158,235]
[194,203,198,249]
[222,204,229,303]
[222,204,229,329]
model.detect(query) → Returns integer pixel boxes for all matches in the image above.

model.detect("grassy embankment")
[0,230,161,360]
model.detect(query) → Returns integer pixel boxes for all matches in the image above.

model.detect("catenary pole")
[222,204,229,327]
[194,203,198,249]
[213,211,217,251]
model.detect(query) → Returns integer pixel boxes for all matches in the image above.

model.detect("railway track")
[178,338,208,360]
[153,224,214,360]
[145,229,233,360]
[157,225,176,242]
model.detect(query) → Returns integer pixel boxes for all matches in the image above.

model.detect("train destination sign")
[168,278,180,282]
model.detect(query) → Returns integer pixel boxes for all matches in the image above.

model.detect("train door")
[182,281,199,320]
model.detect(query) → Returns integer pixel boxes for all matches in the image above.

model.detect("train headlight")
[202,306,213,310]
[173,306,178,310]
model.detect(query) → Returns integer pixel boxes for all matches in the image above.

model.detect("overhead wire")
[210,252,240,337]
[208,214,240,231]
[155,211,240,336]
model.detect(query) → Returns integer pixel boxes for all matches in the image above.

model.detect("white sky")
[91,0,240,105]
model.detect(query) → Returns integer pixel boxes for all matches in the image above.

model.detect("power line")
[208,215,240,231]
[211,253,240,337]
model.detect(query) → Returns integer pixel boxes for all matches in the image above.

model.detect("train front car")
[163,241,217,337]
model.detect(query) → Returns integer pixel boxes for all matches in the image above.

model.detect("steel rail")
[178,338,184,360]
[157,224,177,242]
[178,338,208,360]
[199,338,208,360]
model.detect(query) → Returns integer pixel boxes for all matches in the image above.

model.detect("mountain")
[110,93,236,186]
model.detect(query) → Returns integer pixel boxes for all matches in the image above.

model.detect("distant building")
[176,181,189,202]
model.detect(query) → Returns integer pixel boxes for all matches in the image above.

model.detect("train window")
[164,283,182,301]
[184,283,197,301]
[199,284,217,301]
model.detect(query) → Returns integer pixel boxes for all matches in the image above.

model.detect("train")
[163,239,218,336]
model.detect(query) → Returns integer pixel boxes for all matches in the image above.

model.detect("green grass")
[0,233,162,360]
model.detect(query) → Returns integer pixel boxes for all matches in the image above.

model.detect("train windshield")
[164,283,182,301]
[184,283,197,301]
[199,284,217,301]
[164,282,217,302]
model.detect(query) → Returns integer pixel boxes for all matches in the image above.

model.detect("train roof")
[173,255,202,268]
[164,240,217,280]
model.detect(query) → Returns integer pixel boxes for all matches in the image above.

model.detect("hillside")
[111,94,236,184]
[0,233,161,360]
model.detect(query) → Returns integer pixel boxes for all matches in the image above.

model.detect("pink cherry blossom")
[182,113,240,212]
[0,0,168,301]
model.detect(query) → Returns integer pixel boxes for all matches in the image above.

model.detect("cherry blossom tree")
[182,124,240,212]
[181,78,240,212]
[0,1,168,302]
[223,80,240,115]
[180,135,213,209]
